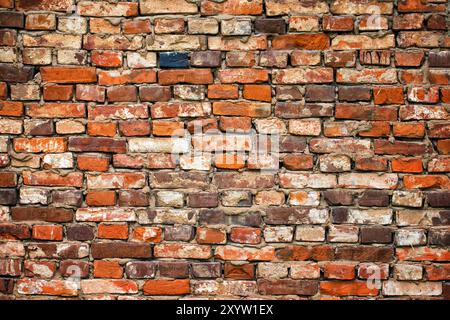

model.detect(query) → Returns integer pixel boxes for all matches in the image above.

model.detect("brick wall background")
[0,0,449,299]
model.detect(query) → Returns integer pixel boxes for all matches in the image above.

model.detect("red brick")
[320,281,378,296]
[208,84,239,99]
[123,19,151,34]
[0,102,24,117]
[196,228,226,244]
[143,280,190,296]
[119,120,151,136]
[159,69,213,85]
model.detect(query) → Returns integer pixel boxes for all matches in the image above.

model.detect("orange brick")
[32,225,63,241]
[152,121,184,136]
[91,51,123,67]
[87,122,117,137]
[214,153,246,169]
[98,223,129,240]
[77,154,109,172]
[230,227,261,244]
[393,122,425,138]
[159,69,213,85]
[132,227,162,243]
[86,191,116,206]
[320,281,378,296]
[392,158,423,173]
[93,261,123,279]
[207,84,239,99]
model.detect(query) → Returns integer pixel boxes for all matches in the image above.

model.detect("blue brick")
[159,52,189,68]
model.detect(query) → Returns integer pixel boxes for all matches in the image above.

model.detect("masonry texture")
[0,0,449,300]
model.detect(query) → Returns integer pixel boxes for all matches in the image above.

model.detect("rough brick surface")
[0,0,449,300]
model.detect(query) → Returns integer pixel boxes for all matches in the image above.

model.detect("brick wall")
[0,0,449,299]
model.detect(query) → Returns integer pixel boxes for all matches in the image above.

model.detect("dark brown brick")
[359,190,390,207]
[280,136,307,152]
[429,51,450,68]
[335,246,394,262]
[199,209,225,225]
[427,14,446,30]
[26,120,54,136]
[27,243,85,259]
[0,12,24,28]
[338,86,371,101]
[431,211,450,226]
[429,228,450,246]
[266,208,317,225]
[0,278,14,294]
[0,189,17,205]
[276,86,303,100]
[324,190,354,206]
[331,208,349,223]
[139,86,171,102]
[60,260,90,278]
[428,192,450,207]
[51,190,83,207]
[360,227,393,244]
[228,213,262,227]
